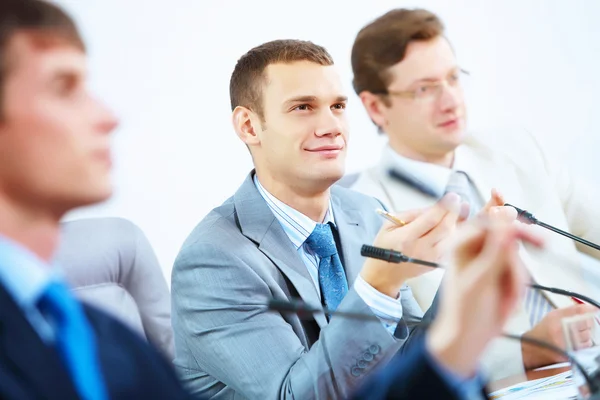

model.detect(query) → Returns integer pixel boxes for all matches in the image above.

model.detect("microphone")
[267,298,600,397]
[505,203,600,252]
[360,245,440,268]
[361,244,600,310]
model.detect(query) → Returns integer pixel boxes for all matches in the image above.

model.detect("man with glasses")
[348,8,600,381]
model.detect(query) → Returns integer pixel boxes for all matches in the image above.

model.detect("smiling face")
[235,60,349,194]
[0,33,118,216]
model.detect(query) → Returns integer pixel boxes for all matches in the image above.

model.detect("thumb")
[482,188,505,212]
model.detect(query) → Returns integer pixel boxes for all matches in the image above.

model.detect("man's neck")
[255,172,330,223]
[0,196,61,263]
[389,141,455,168]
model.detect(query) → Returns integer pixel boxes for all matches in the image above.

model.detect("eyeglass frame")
[370,68,470,101]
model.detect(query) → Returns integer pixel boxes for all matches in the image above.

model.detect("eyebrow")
[408,66,461,86]
[283,95,348,108]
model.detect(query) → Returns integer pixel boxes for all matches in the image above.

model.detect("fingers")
[424,208,462,246]
[488,206,518,223]
[473,221,516,278]
[482,188,505,211]
[492,189,506,206]
[458,202,470,222]
[575,303,598,316]
[402,193,461,238]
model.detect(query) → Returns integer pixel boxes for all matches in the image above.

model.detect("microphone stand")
[505,203,600,252]
[360,244,600,310]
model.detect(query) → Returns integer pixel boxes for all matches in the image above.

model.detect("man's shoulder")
[180,196,240,248]
[173,194,261,274]
[463,126,549,170]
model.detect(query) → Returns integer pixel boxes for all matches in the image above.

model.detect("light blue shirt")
[0,236,59,343]
[254,175,403,335]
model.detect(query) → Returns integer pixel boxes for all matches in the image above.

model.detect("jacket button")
[351,366,362,377]
[357,360,368,368]
[368,345,380,355]
[362,352,374,362]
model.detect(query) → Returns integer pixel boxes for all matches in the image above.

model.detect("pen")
[375,209,408,227]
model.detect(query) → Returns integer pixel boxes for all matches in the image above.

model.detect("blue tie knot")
[305,223,337,258]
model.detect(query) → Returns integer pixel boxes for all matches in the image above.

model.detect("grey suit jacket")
[171,172,424,400]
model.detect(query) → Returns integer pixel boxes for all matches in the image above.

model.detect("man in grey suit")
[171,39,462,399]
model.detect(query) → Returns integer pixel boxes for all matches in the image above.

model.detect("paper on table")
[488,370,578,400]
[534,362,571,371]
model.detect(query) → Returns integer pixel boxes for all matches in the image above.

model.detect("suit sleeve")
[119,221,174,361]
[349,333,469,400]
[171,241,408,400]
[527,130,600,259]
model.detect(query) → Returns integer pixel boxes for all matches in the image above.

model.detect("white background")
[55,0,600,283]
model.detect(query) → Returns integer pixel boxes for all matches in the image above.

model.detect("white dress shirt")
[383,145,484,210]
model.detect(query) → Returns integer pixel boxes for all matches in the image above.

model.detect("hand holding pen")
[360,193,463,297]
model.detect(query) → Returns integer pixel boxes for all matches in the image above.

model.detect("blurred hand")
[478,189,517,223]
[522,303,597,369]
[426,218,543,377]
[360,193,461,298]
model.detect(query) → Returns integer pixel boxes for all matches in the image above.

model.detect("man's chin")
[72,184,113,208]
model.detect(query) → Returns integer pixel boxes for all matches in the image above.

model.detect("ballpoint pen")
[375,208,408,227]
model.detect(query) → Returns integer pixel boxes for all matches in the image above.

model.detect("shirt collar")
[254,174,335,250]
[381,145,454,198]
[0,235,58,308]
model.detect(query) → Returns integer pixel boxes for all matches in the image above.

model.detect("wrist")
[427,320,478,378]
[359,261,404,298]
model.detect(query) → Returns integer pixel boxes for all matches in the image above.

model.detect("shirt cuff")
[425,344,487,400]
[354,275,403,335]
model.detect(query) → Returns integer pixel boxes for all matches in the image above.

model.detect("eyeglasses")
[376,68,470,102]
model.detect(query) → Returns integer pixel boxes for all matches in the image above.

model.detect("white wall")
[55,0,600,283]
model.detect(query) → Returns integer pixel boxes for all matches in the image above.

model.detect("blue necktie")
[305,223,348,313]
[37,281,108,400]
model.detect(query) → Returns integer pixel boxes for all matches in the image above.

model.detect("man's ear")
[232,106,262,146]
[359,91,388,131]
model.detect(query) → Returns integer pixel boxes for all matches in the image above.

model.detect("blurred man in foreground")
[0,1,192,398]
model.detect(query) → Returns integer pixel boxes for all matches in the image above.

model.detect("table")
[488,364,572,393]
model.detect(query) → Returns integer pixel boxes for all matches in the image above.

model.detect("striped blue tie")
[305,223,348,313]
[37,281,108,400]
[524,285,554,326]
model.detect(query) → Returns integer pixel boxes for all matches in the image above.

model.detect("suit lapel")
[234,172,327,328]
[0,284,79,399]
[330,191,365,286]
[372,165,438,212]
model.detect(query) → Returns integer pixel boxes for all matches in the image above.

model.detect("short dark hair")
[229,39,334,119]
[0,0,84,116]
[351,8,444,96]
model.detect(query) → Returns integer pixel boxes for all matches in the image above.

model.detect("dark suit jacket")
[350,332,487,400]
[0,283,193,400]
